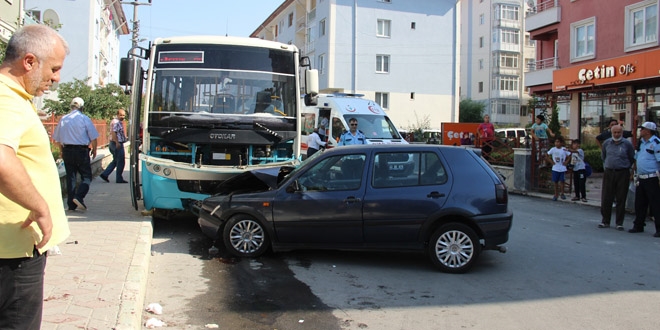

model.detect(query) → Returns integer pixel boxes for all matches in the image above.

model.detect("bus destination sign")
[158,51,204,64]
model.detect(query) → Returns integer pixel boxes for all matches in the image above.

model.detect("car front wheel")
[222,215,269,258]
[428,223,481,273]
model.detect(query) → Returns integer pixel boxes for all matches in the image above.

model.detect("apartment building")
[460,0,536,126]
[525,0,660,144]
[24,0,129,87]
[251,0,461,130]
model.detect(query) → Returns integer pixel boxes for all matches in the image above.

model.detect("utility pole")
[121,0,152,54]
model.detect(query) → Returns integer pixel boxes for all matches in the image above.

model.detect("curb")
[115,217,153,330]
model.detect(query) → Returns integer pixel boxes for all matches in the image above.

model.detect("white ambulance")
[301,93,407,156]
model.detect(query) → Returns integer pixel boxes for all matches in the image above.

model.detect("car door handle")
[427,191,445,198]
[344,196,361,203]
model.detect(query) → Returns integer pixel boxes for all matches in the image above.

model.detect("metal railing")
[526,0,558,17]
[527,57,558,71]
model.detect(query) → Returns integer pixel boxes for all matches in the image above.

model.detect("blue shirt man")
[630,121,660,236]
[53,97,99,211]
[338,118,366,146]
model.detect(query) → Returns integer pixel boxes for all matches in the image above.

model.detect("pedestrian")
[628,122,660,237]
[569,139,588,202]
[306,127,326,158]
[546,136,571,201]
[0,24,70,330]
[598,125,635,230]
[477,114,495,160]
[318,115,329,142]
[596,118,633,149]
[100,108,128,183]
[338,117,366,145]
[53,97,99,211]
[530,115,554,166]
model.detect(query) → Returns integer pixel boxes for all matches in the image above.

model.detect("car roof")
[324,144,470,153]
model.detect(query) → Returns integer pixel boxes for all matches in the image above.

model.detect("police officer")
[629,121,660,237]
[338,117,366,146]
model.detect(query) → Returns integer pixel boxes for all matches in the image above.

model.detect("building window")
[380,0,392,3]
[319,19,326,37]
[499,53,519,68]
[376,55,390,73]
[479,14,484,25]
[499,4,519,21]
[318,54,325,75]
[288,13,294,27]
[479,36,484,48]
[479,59,484,70]
[525,58,535,72]
[410,92,415,100]
[624,0,658,51]
[411,22,416,29]
[376,92,389,109]
[478,82,484,93]
[377,19,391,37]
[493,76,519,91]
[570,17,596,62]
[501,30,520,45]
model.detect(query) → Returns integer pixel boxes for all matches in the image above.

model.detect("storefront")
[549,48,660,147]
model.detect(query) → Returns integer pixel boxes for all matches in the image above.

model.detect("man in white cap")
[629,121,660,237]
[53,97,99,211]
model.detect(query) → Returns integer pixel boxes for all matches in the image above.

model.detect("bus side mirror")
[119,58,135,86]
[304,69,319,106]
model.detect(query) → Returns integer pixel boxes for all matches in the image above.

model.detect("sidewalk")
[41,152,152,330]
[514,172,605,209]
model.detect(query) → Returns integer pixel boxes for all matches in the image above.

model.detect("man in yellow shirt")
[0,25,70,329]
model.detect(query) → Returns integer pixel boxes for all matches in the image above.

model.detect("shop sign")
[553,48,660,91]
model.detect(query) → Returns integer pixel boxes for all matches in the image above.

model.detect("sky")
[118,0,284,57]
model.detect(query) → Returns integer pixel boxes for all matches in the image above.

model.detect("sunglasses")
[350,123,358,126]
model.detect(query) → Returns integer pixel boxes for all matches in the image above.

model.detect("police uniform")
[338,130,366,146]
[631,122,660,236]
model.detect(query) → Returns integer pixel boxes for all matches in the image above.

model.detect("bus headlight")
[153,164,161,172]
[163,168,172,176]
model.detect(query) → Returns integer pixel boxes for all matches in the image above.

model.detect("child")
[546,136,571,201]
[569,139,587,202]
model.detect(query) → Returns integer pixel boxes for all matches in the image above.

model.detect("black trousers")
[633,176,660,232]
[600,168,630,226]
[0,249,47,330]
[573,169,587,199]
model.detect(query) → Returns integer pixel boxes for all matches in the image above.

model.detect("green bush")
[584,147,602,172]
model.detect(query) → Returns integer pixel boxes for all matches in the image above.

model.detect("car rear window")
[372,151,447,188]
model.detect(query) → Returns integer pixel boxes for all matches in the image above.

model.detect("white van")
[301,93,407,154]
[495,127,528,145]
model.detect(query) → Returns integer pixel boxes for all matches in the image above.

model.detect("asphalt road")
[143,195,660,330]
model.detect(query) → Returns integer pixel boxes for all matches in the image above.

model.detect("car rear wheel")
[222,215,269,258]
[428,223,481,273]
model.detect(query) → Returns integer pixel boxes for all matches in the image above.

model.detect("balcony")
[524,57,557,87]
[525,0,561,32]
[494,19,520,30]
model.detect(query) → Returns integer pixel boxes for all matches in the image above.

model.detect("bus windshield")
[150,69,296,120]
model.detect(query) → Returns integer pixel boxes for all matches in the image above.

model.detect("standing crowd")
[530,116,660,237]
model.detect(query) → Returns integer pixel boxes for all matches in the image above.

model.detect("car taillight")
[495,183,508,204]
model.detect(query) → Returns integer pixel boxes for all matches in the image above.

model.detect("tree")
[459,98,485,123]
[548,104,561,140]
[0,41,6,63]
[406,112,432,142]
[44,78,131,119]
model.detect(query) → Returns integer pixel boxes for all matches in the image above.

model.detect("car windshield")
[344,114,401,139]
[277,150,324,187]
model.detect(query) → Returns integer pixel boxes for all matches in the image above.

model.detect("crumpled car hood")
[209,166,282,196]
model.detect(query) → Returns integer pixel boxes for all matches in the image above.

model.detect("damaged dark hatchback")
[196,144,512,273]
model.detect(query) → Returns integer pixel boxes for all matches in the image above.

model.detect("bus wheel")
[222,215,269,258]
